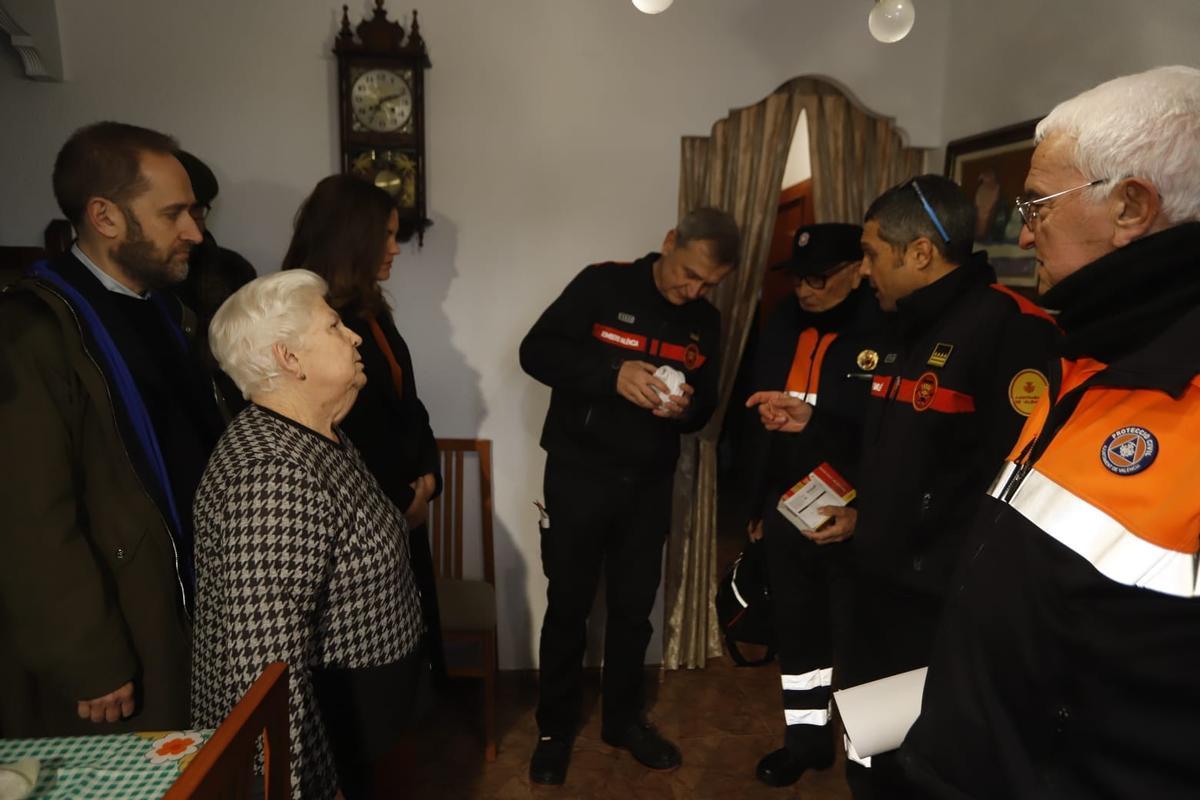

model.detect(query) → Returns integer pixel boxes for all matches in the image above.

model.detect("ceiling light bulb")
[868,0,915,43]
[632,0,674,14]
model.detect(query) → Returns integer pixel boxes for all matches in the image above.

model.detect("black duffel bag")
[714,539,776,667]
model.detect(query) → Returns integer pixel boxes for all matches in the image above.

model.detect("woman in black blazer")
[283,174,446,684]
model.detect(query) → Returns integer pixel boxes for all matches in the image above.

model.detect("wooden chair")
[165,662,291,799]
[429,438,498,762]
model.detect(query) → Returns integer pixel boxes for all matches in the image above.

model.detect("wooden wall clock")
[334,1,432,244]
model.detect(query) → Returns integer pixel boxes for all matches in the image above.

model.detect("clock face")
[351,68,413,133]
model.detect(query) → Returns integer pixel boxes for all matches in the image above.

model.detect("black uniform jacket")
[853,254,1059,598]
[741,284,888,520]
[903,223,1200,800]
[520,253,721,478]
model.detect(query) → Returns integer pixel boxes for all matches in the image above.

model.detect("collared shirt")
[72,243,147,300]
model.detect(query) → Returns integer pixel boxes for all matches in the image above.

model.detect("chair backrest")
[429,438,494,585]
[164,662,290,799]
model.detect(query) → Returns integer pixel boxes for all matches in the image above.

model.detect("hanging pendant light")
[868,0,915,43]
[632,0,674,14]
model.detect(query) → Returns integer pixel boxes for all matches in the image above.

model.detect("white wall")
[941,0,1200,142]
[0,0,954,668]
[780,110,811,189]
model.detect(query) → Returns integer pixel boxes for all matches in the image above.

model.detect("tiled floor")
[393,494,851,798]
[402,659,851,800]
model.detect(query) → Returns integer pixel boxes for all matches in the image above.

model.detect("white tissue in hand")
[653,365,687,406]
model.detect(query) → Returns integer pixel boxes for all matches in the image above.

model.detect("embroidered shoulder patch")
[1008,369,1048,417]
[911,371,939,412]
[1100,427,1158,475]
[927,343,954,368]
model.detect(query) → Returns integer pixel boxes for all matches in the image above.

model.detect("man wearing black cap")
[740,223,887,787]
[752,176,1059,798]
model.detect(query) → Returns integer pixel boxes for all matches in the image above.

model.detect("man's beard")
[112,207,191,291]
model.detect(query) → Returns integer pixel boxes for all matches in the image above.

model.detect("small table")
[0,729,213,799]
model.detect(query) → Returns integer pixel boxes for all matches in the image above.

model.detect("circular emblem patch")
[797,231,811,247]
[1100,426,1158,475]
[911,371,938,412]
[683,343,701,371]
[856,349,879,371]
[1008,369,1049,417]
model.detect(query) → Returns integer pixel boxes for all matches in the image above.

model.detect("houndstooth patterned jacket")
[191,404,423,799]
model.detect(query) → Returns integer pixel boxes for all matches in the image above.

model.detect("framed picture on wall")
[944,118,1041,289]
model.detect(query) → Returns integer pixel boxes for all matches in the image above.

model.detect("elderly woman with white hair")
[190,269,425,800]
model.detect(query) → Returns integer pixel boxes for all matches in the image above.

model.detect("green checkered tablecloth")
[0,729,213,799]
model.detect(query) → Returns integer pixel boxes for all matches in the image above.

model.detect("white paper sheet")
[833,667,927,758]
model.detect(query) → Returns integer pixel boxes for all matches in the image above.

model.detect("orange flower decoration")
[157,737,196,756]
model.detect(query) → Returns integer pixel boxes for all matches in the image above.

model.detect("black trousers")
[535,456,673,738]
[840,575,942,799]
[407,523,446,682]
[761,506,854,756]
[314,645,430,800]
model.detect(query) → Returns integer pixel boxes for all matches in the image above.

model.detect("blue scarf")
[27,260,190,590]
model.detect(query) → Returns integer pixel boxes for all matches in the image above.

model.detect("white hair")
[1036,65,1200,224]
[208,269,328,399]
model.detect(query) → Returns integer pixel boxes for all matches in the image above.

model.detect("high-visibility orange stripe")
[1006,356,1107,461]
[989,283,1058,324]
[1003,353,1200,555]
[592,323,647,352]
[870,375,976,414]
[659,341,707,369]
[784,330,838,397]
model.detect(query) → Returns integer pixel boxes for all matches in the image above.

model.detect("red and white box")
[777,463,856,532]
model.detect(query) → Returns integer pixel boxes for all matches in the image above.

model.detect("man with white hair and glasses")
[902,65,1200,799]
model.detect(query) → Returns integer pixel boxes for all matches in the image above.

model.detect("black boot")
[601,721,682,771]
[755,745,835,787]
[529,734,573,785]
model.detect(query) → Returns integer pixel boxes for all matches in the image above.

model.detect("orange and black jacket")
[519,253,721,477]
[739,284,888,522]
[904,222,1200,800]
[853,253,1059,598]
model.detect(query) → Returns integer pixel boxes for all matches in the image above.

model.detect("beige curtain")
[805,85,926,222]
[662,78,924,670]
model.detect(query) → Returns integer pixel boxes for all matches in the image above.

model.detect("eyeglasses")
[910,180,950,242]
[1014,179,1107,229]
[188,203,211,222]
[795,259,857,290]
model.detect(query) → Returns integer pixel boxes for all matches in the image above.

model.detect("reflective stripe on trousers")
[781,668,833,726]
[786,707,830,726]
[781,667,832,691]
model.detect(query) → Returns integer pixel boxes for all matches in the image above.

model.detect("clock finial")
[409,9,425,50]
[338,5,352,40]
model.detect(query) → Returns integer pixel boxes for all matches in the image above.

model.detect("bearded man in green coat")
[0,122,226,736]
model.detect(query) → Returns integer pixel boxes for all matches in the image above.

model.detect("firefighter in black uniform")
[739,223,887,787]
[519,207,739,786]
[751,176,1059,798]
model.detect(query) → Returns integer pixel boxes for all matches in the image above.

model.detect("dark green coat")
[0,278,194,737]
